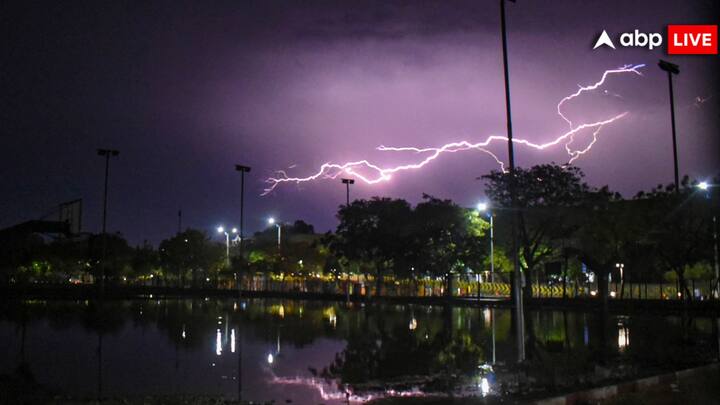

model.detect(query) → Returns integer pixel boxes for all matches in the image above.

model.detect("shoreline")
[3,285,719,314]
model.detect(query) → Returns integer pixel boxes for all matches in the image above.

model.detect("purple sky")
[2,0,718,244]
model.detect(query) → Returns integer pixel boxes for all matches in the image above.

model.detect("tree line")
[1,164,717,302]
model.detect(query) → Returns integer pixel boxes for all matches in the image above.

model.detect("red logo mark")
[667,25,717,54]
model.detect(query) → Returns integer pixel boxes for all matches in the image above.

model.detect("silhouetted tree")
[159,229,224,287]
[333,197,413,296]
[410,195,488,295]
[483,164,589,299]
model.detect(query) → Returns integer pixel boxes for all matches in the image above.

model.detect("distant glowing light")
[264,64,645,194]
[268,217,276,225]
[231,227,238,233]
[477,202,488,212]
[409,318,417,330]
[267,353,274,364]
[698,181,709,190]
[217,226,224,233]
[231,329,236,353]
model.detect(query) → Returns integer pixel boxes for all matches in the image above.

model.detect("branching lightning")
[264,64,645,195]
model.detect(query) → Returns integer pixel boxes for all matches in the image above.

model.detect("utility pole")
[341,178,354,206]
[658,59,680,193]
[499,0,524,362]
[235,165,251,295]
[97,148,119,293]
[178,209,182,234]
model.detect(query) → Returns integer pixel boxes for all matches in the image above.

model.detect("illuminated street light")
[218,226,238,266]
[267,353,274,364]
[698,181,709,191]
[268,217,281,248]
[476,202,495,286]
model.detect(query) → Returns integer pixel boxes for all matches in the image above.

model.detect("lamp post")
[235,165,251,294]
[217,226,238,267]
[499,0,523,362]
[97,148,119,292]
[477,202,495,286]
[341,178,355,206]
[658,59,680,193]
[268,217,281,249]
[698,181,719,299]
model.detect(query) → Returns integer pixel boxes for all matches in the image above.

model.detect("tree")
[410,195,487,295]
[88,233,133,284]
[129,242,159,282]
[159,229,224,287]
[643,179,714,301]
[333,197,413,296]
[571,187,636,306]
[482,164,589,300]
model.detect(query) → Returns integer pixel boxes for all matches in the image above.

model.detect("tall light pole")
[235,164,251,293]
[268,217,281,249]
[477,202,494,284]
[341,178,355,206]
[499,0,524,362]
[97,148,119,292]
[217,226,238,267]
[698,181,719,299]
[658,59,680,193]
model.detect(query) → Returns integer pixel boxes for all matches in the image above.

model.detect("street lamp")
[218,226,238,266]
[235,164,251,294]
[615,263,625,298]
[658,59,680,193]
[97,148,119,292]
[477,202,494,285]
[268,217,281,248]
[499,0,524,362]
[341,178,355,206]
[697,181,718,299]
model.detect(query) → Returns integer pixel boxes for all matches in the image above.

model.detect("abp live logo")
[593,25,717,55]
[668,25,717,54]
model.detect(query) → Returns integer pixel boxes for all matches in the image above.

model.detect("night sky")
[2,0,719,245]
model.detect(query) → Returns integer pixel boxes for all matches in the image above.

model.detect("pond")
[1,298,718,404]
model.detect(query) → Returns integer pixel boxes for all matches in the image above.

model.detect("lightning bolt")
[264,64,645,195]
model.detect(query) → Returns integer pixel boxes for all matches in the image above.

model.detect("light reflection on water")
[0,298,718,404]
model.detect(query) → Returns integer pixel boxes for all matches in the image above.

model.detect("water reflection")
[617,321,630,351]
[0,299,717,404]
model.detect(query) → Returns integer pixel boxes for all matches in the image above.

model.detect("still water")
[1,298,718,403]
